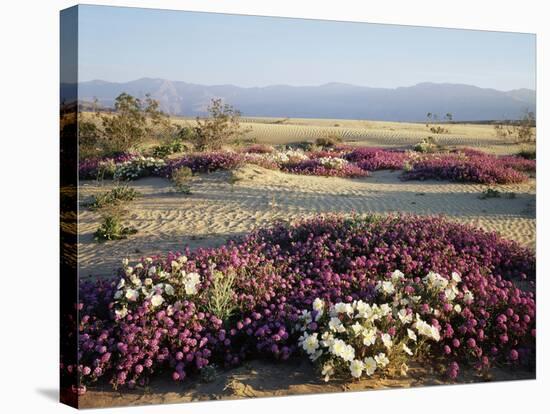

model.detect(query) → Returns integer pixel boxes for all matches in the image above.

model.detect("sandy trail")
[78,166,535,279]
[77,357,534,408]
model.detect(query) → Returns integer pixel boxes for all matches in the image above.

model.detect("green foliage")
[86,185,140,211]
[171,166,193,194]
[93,213,137,242]
[80,93,177,158]
[413,136,439,153]
[204,269,237,320]
[192,99,248,151]
[516,148,536,160]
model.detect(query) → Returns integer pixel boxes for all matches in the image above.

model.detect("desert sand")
[77,357,534,408]
[78,166,535,279]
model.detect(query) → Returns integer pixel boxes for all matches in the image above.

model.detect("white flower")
[333,302,353,316]
[374,353,389,368]
[322,363,334,382]
[351,322,364,335]
[114,290,123,300]
[391,270,405,283]
[129,275,141,287]
[122,258,129,267]
[301,333,319,355]
[444,287,457,301]
[158,270,170,279]
[147,266,157,277]
[454,304,462,313]
[379,304,392,316]
[164,284,175,295]
[145,257,153,264]
[452,272,462,283]
[350,359,364,378]
[116,278,125,290]
[170,260,180,270]
[115,307,128,318]
[340,344,356,362]
[124,266,134,276]
[463,290,474,305]
[402,343,413,356]
[355,301,371,319]
[151,294,164,307]
[407,328,417,342]
[328,317,346,333]
[312,298,324,319]
[381,333,393,349]
[364,357,377,376]
[398,308,413,324]
[378,280,395,295]
[362,328,377,346]
[125,289,139,302]
[144,278,153,286]
[178,255,188,264]
[135,263,144,269]
[320,331,334,347]
[184,272,201,295]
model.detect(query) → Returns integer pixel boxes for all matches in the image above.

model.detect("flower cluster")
[297,270,470,381]
[165,152,243,175]
[344,147,409,171]
[79,147,534,184]
[65,214,535,392]
[281,158,369,178]
[402,152,529,184]
[113,156,166,181]
[78,152,139,180]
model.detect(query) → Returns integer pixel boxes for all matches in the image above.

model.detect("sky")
[77,5,536,91]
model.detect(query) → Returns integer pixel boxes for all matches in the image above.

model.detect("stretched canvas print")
[60,4,537,409]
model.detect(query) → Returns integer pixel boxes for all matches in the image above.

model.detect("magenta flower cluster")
[281,159,370,178]
[78,152,139,180]
[79,147,534,184]
[63,214,535,390]
[343,147,409,171]
[402,152,531,184]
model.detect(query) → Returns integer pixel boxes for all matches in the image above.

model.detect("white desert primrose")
[296,270,463,381]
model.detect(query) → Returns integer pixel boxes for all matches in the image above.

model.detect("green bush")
[171,166,193,194]
[93,214,137,242]
[86,185,140,211]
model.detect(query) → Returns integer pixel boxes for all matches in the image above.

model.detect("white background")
[0,0,548,412]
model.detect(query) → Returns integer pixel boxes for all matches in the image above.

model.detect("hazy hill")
[69,78,536,122]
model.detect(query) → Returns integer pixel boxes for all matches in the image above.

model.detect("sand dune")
[170,116,531,155]
[78,166,535,279]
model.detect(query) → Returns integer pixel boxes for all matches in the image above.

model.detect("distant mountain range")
[66,78,536,122]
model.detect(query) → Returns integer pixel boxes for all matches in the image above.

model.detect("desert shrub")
[93,213,137,242]
[241,144,275,154]
[192,99,248,151]
[92,93,172,154]
[494,112,535,144]
[515,148,536,160]
[67,215,535,391]
[171,166,193,194]
[204,269,238,321]
[479,188,502,199]
[315,134,343,148]
[151,139,187,158]
[86,186,140,210]
[413,137,439,153]
[429,126,449,134]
